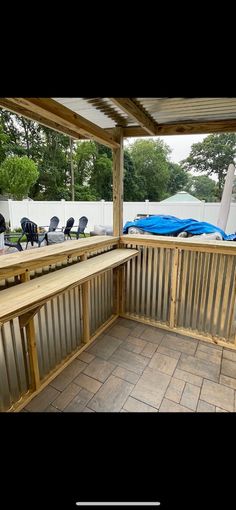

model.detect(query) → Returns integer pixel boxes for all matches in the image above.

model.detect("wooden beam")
[0,98,119,149]
[111,98,158,135]
[112,128,124,236]
[0,98,87,140]
[121,119,236,137]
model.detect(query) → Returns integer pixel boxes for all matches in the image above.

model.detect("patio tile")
[117,318,137,329]
[131,367,171,409]
[131,323,147,337]
[26,386,60,412]
[223,349,236,362]
[88,334,122,360]
[74,374,102,393]
[149,353,178,376]
[139,327,164,344]
[112,366,140,384]
[83,407,95,412]
[198,341,222,352]
[221,358,236,379]
[200,379,234,412]
[88,375,133,412]
[173,368,203,387]
[83,358,115,382]
[52,383,82,410]
[123,397,158,412]
[45,405,62,412]
[180,383,200,411]
[64,389,94,412]
[195,346,222,365]
[165,377,185,403]
[157,345,181,360]
[216,407,228,412]
[177,354,220,382]
[108,324,130,340]
[220,374,236,390]
[77,352,95,364]
[122,336,147,354]
[161,334,198,355]
[197,400,215,412]
[110,348,149,375]
[50,360,87,391]
[159,398,192,412]
[140,342,158,358]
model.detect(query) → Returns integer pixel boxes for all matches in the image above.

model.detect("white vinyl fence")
[1,199,236,234]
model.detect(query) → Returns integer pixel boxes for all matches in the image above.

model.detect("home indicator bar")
[76,503,161,507]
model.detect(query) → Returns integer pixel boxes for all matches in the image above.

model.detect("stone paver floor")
[25,318,236,412]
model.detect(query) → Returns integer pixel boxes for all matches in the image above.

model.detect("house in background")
[160,191,203,203]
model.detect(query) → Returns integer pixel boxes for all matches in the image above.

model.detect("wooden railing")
[0,237,123,412]
[121,235,236,348]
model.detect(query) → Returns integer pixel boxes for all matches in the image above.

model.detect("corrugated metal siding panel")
[124,243,236,345]
[89,270,113,335]
[34,287,83,380]
[176,251,236,343]
[0,318,30,412]
[125,245,172,324]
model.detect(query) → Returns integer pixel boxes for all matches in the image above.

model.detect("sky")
[124,134,207,164]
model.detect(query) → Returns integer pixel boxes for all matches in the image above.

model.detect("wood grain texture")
[0,249,138,323]
[2,98,120,149]
[0,236,119,279]
[113,128,123,237]
[121,235,236,255]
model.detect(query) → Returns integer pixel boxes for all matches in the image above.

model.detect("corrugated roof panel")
[137,98,236,124]
[53,98,117,128]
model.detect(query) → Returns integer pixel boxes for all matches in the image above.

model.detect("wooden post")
[169,248,179,329]
[20,271,30,283]
[19,310,41,390]
[112,127,124,237]
[113,265,125,315]
[81,254,90,342]
[70,137,75,201]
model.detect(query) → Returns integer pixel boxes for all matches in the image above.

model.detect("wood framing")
[111,98,158,135]
[112,127,124,237]
[0,98,119,149]
[121,119,236,137]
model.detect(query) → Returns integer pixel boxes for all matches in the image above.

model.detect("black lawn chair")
[63,217,74,240]
[76,216,88,239]
[2,214,23,251]
[19,220,47,248]
[20,217,30,230]
[48,216,60,232]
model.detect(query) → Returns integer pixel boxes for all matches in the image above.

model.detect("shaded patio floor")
[24,318,236,412]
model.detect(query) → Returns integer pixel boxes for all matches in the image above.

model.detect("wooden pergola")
[1,97,236,237]
[1,97,236,412]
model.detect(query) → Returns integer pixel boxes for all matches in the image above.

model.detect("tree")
[127,139,170,201]
[0,156,39,199]
[124,150,140,201]
[74,141,97,186]
[166,163,189,196]
[90,153,113,200]
[181,133,236,199]
[32,128,70,200]
[185,175,218,202]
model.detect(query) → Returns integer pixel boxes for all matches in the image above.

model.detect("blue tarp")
[123,215,236,241]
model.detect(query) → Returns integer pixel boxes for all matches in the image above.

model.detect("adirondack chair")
[63,217,74,240]
[76,216,88,239]
[48,216,60,232]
